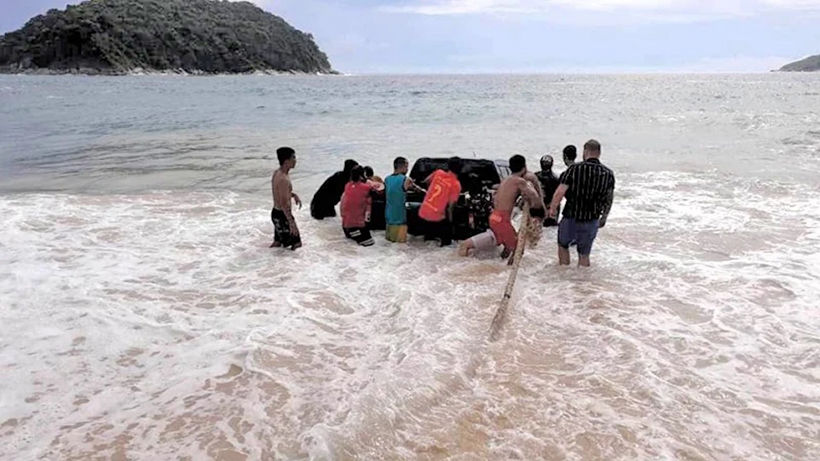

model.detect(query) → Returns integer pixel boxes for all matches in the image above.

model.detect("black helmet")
[540,154,554,171]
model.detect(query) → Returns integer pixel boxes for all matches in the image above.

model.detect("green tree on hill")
[0,0,334,74]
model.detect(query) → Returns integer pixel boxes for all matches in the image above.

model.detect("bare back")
[494,175,539,212]
[523,171,544,200]
[523,171,546,210]
[272,168,292,211]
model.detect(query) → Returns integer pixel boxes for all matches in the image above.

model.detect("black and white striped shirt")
[560,158,615,221]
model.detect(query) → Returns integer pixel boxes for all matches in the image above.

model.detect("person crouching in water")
[311,159,358,220]
[459,155,544,259]
[384,156,420,243]
[419,157,462,247]
[270,147,302,250]
[340,166,376,247]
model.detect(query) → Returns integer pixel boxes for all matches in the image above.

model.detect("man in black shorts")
[271,147,302,250]
[549,140,615,267]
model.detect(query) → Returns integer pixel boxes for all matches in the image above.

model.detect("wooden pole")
[489,203,530,342]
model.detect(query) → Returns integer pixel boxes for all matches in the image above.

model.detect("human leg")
[345,227,375,247]
[557,218,575,266]
[558,246,571,265]
[458,239,475,257]
[439,219,453,247]
[489,211,517,255]
[575,219,599,267]
[386,224,408,243]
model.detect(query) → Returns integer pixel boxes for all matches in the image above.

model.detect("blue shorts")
[558,218,599,256]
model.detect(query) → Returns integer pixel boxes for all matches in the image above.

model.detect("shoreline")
[0,67,340,76]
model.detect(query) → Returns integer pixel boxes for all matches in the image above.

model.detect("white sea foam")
[0,171,818,459]
[1,73,819,459]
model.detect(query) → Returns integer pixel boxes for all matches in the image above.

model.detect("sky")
[1,0,819,73]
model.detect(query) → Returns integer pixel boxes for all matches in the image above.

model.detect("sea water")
[0,74,818,460]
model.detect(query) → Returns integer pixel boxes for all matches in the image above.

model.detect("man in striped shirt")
[548,139,615,267]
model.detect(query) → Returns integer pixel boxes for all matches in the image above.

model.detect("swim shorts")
[386,224,408,243]
[469,229,497,253]
[271,208,301,249]
[489,210,517,253]
[558,218,599,256]
[344,227,375,247]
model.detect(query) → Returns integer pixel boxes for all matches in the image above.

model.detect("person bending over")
[341,166,376,247]
[310,159,358,219]
[419,157,462,247]
[489,155,544,258]
[549,139,615,267]
[460,155,544,258]
[270,147,302,250]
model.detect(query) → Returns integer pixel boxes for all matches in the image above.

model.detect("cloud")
[382,0,820,19]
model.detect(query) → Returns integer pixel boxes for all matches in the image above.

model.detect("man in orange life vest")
[418,157,462,247]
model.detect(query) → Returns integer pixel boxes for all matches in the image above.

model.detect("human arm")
[292,192,302,209]
[447,182,462,223]
[275,178,299,234]
[599,188,614,228]
[519,179,543,210]
[404,176,423,192]
[549,184,568,219]
[366,188,373,222]
[524,173,546,208]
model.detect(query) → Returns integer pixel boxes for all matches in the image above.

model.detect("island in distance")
[779,54,820,72]
[0,0,334,75]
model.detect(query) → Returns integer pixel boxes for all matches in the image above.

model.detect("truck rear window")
[409,158,502,186]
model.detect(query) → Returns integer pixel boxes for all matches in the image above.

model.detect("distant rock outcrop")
[0,0,333,75]
[780,55,820,72]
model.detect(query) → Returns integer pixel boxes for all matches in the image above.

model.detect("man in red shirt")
[340,166,375,247]
[419,157,462,246]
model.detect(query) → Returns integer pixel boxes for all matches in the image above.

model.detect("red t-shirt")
[419,170,461,222]
[341,181,372,228]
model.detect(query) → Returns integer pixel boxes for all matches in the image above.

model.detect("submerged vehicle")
[370,157,510,240]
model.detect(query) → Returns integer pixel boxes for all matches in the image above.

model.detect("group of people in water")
[270,140,615,266]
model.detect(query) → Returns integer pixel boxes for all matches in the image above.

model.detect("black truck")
[369,157,510,240]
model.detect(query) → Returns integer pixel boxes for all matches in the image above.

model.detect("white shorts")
[469,230,497,253]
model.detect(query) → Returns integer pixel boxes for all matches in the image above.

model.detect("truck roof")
[409,157,509,187]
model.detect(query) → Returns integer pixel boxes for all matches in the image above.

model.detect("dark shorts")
[344,227,375,246]
[558,218,599,256]
[271,208,301,248]
[421,218,453,246]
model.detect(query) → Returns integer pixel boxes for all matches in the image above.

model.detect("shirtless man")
[459,155,544,259]
[270,147,303,250]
